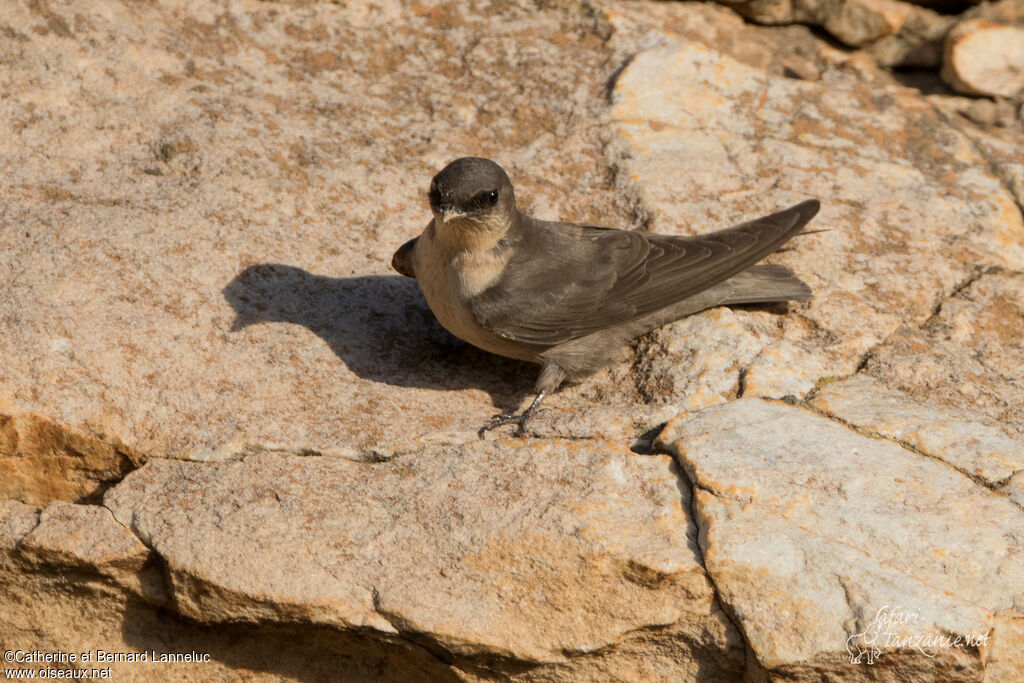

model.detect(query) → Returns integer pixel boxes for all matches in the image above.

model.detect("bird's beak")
[438,205,466,224]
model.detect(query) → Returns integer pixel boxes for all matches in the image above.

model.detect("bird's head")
[428,157,516,238]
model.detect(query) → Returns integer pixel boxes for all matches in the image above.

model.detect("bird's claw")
[477,408,547,439]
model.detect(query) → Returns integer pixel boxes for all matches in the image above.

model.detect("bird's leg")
[477,361,566,439]
[478,390,548,438]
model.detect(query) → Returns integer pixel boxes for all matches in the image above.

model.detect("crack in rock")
[656,440,756,680]
[808,402,1020,506]
[654,398,1024,675]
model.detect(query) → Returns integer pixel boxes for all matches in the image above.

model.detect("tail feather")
[721,264,812,305]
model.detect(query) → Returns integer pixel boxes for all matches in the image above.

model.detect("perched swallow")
[392,157,819,437]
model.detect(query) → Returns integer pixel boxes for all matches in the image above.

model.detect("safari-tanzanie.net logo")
[846,605,990,665]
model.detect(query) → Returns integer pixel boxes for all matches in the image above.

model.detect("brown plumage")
[392,157,820,436]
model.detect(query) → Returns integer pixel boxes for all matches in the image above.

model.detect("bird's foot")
[477,392,549,439]
[478,412,527,438]
[477,409,547,438]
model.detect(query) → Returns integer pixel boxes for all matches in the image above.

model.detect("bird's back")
[469,200,819,350]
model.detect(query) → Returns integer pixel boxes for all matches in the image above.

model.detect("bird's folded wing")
[471,199,819,346]
[391,237,417,278]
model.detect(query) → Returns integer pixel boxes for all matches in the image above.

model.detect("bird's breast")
[412,229,535,362]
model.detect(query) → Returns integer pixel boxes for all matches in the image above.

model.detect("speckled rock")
[1004,472,1024,508]
[0,500,39,554]
[18,501,148,573]
[605,1,828,80]
[657,398,1024,679]
[101,439,744,679]
[957,119,1024,210]
[0,503,462,683]
[609,40,1024,411]
[0,0,639,466]
[4,0,1024,679]
[865,270,1024,433]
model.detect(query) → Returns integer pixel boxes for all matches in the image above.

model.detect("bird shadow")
[222,263,534,409]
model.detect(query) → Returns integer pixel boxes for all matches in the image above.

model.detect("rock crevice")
[3,1,1024,679]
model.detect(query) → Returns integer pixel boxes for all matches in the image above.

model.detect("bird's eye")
[471,189,500,209]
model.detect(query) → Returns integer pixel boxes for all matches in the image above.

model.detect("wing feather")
[471,200,819,346]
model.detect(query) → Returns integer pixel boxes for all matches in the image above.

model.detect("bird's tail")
[720,264,812,305]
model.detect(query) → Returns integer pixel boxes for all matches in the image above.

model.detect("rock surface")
[3,0,1024,681]
[0,498,460,683]
[102,440,743,679]
[0,413,138,506]
[2,444,747,681]
[962,124,1024,208]
[714,0,955,67]
[0,0,638,464]
[712,0,1024,87]
[811,374,1024,486]
[867,3,954,68]
[657,399,1024,679]
[940,19,1024,97]
[717,0,912,45]
[608,39,1024,412]
[864,269,1024,432]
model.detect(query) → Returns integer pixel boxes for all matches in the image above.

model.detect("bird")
[392,157,820,437]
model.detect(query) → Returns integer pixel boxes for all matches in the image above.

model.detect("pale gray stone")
[658,398,1024,678]
[812,374,1024,486]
